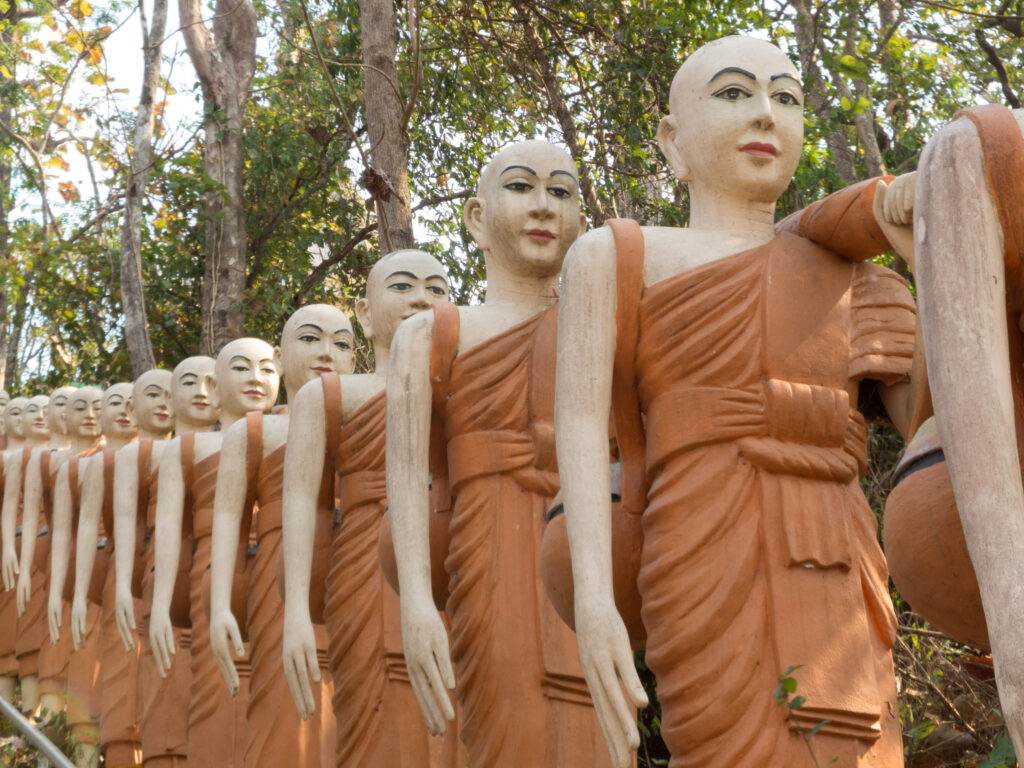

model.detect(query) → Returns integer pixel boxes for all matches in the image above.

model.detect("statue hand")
[873,177,916,270]
[16,572,30,617]
[400,593,455,735]
[209,608,243,696]
[1,547,17,591]
[990,625,1024,758]
[149,608,175,679]
[114,583,137,653]
[281,607,320,719]
[47,593,62,645]
[574,598,648,768]
[71,596,87,651]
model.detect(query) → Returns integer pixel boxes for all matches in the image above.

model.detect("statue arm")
[281,378,326,718]
[917,115,1024,755]
[151,438,184,677]
[112,445,139,650]
[15,452,42,613]
[209,418,247,695]
[48,462,72,643]
[555,228,647,768]
[386,310,456,734]
[71,456,103,649]
[1,453,21,590]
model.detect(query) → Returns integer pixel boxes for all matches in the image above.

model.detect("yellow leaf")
[86,47,102,65]
[70,0,93,19]
[0,64,10,79]
[44,156,70,171]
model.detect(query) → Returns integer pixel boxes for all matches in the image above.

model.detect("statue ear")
[272,346,284,374]
[658,115,691,182]
[354,297,373,342]
[464,197,489,250]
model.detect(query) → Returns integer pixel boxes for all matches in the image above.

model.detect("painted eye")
[713,86,749,101]
[389,282,412,292]
[299,334,319,343]
[773,91,800,106]
[503,181,532,192]
[427,285,447,296]
[549,186,573,199]
[334,340,352,351]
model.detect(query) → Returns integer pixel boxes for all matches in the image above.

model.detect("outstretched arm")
[2,452,22,590]
[916,113,1024,756]
[209,419,247,695]
[71,455,103,650]
[386,311,456,735]
[16,452,43,614]
[555,228,647,768]
[150,438,184,677]
[112,445,140,651]
[281,378,326,719]
[48,463,72,643]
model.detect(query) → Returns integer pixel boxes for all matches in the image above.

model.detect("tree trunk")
[0,4,16,389]
[358,0,414,252]
[179,0,257,356]
[120,0,167,376]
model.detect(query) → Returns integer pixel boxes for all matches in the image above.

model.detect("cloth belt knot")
[447,428,559,497]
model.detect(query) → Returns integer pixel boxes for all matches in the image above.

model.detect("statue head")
[3,397,28,441]
[170,357,219,429]
[214,338,280,418]
[465,140,587,279]
[23,395,51,443]
[47,386,78,437]
[658,35,804,205]
[67,387,104,441]
[275,305,355,396]
[100,382,137,443]
[355,249,449,352]
[0,389,9,436]
[131,369,174,435]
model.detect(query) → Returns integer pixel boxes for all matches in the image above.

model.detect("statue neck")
[7,436,25,451]
[26,435,49,449]
[371,341,390,380]
[138,425,173,441]
[482,253,560,314]
[688,182,777,242]
[71,434,103,454]
[106,435,136,452]
[49,434,71,450]
[175,418,216,436]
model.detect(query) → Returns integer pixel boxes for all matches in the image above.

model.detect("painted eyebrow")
[708,66,757,84]
[551,170,579,181]
[499,164,537,177]
[104,394,125,403]
[386,270,419,281]
[425,274,448,282]
[770,73,802,87]
[229,355,253,365]
[297,323,324,333]
[332,328,354,336]
[144,384,164,393]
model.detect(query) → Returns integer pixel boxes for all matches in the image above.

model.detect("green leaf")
[787,695,806,710]
[838,54,869,79]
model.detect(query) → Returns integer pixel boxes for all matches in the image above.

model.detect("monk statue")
[280,251,461,767]
[553,36,918,768]
[0,389,10,450]
[4,387,75,714]
[894,103,1024,756]
[151,339,280,768]
[0,395,45,704]
[47,383,133,767]
[208,305,354,768]
[136,357,216,768]
[387,142,623,766]
[19,386,104,720]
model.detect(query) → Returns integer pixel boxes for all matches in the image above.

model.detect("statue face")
[357,250,449,350]
[67,388,103,440]
[132,369,174,434]
[171,357,219,426]
[663,36,804,203]
[3,397,28,440]
[466,141,586,279]
[0,389,9,436]
[24,396,51,441]
[101,383,137,441]
[215,338,280,414]
[47,386,77,437]
[277,305,355,392]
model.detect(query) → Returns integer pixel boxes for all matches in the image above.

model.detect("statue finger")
[229,622,244,659]
[600,659,640,753]
[304,643,321,685]
[409,664,444,735]
[282,655,309,720]
[424,652,455,722]
[586,670,631,768]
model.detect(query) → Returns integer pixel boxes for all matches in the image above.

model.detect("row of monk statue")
[0,34,1022,768]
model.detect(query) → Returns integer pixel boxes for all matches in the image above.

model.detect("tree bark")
[358,0,414,252]
[120,0,167,376]
[179,0,257,355]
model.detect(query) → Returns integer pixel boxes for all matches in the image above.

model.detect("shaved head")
[477,140,578,199]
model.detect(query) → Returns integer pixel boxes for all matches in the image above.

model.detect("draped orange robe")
[439,307,612,767]
[15,448,50,679]
[243,413,326,767]
[65,452,104,744]
[630,232,913,767]
[0,447,31,677]
[137,441,190,768]
[187,446,247,767]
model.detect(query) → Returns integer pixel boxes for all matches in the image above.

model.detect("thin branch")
[974,28,1022,108]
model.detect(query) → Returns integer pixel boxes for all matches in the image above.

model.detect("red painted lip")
[740,142,777,157]
[243,389,264,397]
[192,402,209,409]
[33,421,46,428]
[155,413,169,419]
[311,366,334,374]
[116,418,132,425]
[527,229,556,242]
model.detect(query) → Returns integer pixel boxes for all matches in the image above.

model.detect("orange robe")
[65,453,104,744]
[242,412,326,767]
[629,232,912,767]
[15,448,50,679]
[438,307,612,767]
[137,439,190,768]
[186,441,247,767]
[98,442,144,767]
[0,447,30,677]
